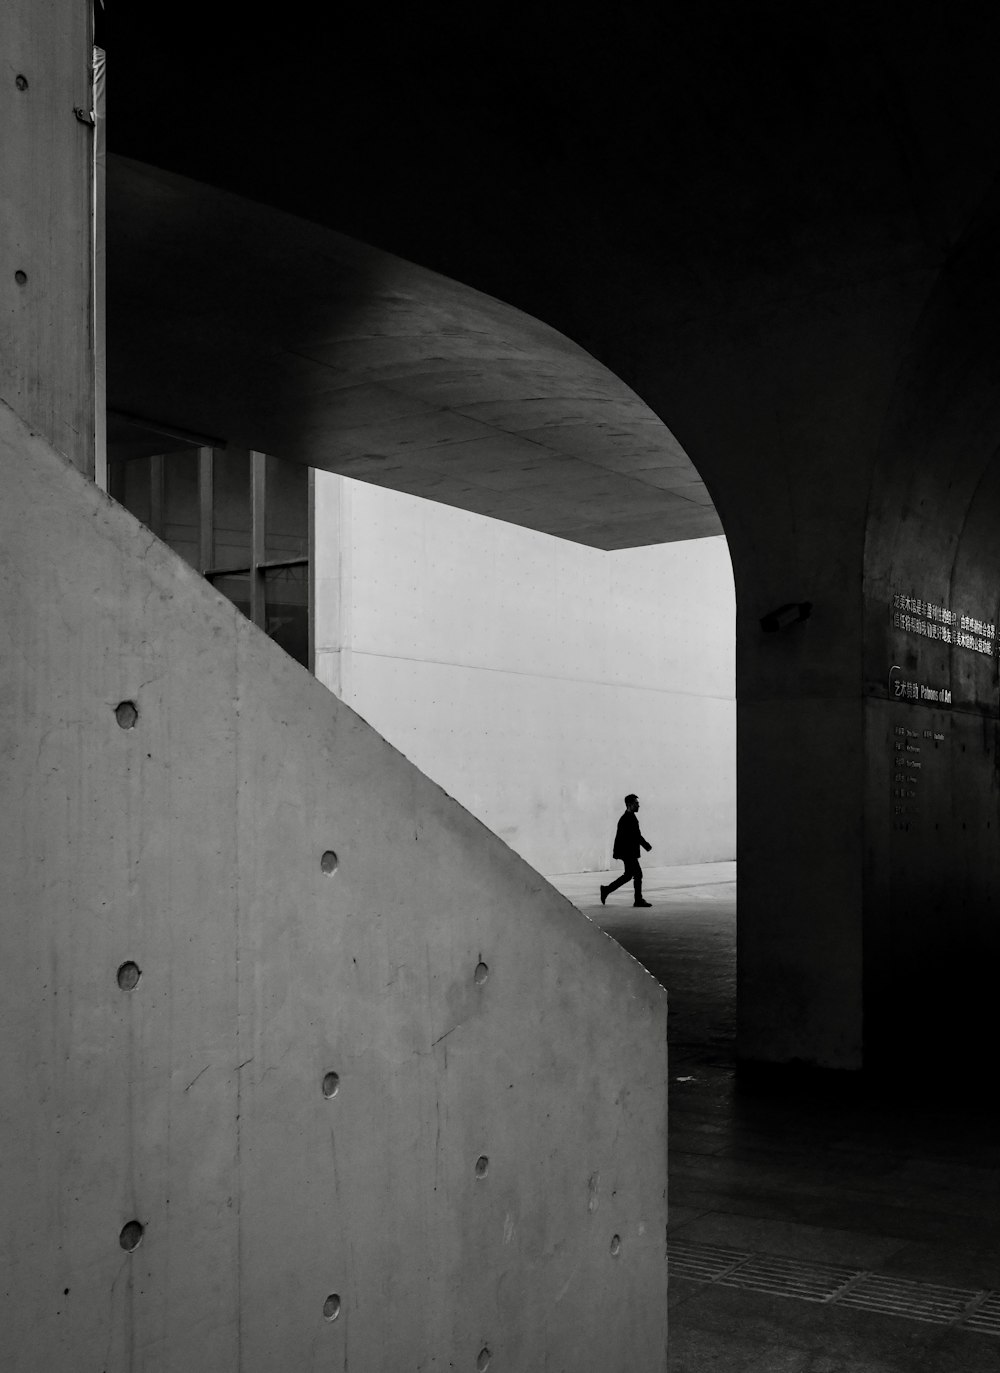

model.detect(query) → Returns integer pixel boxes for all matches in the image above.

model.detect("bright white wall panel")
[315,472,735,874]
[340,654,734,873]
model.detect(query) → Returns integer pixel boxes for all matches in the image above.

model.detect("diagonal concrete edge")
[0,398,667,1371]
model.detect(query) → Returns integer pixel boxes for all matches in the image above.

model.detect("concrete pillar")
[861,195,1000,1077]
[1,0,94,476]
[628,224,1000,1076]
[629,269,938,1074]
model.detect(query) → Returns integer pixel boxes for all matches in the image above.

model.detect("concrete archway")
[108,152,736,907]
[106,2,1000,1077]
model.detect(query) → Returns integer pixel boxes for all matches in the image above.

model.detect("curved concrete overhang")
[107,156,720,550]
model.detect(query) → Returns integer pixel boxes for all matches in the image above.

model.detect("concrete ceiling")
[107,157,720,550]
[106,4,1000,562]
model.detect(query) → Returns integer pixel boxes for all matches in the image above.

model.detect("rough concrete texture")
[0,399,668,1371]
[1,1,94,476]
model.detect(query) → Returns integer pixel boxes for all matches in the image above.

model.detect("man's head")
[624,793,639,812]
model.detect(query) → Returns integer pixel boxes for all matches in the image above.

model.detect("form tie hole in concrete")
[15,74,28,90]
[320,850,339,875]
[115,700,138,730]
[476,1348,491,1371]
[474,1155,489,1179]
[610,1234,621,1256]
[14,270,27,285]
[119,1221,144,1252]
[474,961,489,986]
[322,1071,340,1099]
[322,1294,341,1321]
[117,961,141,991]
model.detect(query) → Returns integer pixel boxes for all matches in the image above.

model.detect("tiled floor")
[547,864,1000,1372]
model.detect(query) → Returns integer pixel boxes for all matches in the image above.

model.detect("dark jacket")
[613,809,650,861]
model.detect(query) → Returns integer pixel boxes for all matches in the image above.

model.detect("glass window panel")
[265,454,309,562]
[108,455,151,526]
[209,571,252,621]
[212,449,251,568]
[264,564,309,667]
[162,447,200,569]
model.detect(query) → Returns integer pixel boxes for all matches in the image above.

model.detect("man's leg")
[632,859,651,907]
[601,864,632,903]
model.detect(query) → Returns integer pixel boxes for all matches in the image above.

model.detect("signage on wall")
[891,594,996,656]
[887,667,952,705]
[887,594,962,834]
[887,591,998,705]
[890,722,947,831]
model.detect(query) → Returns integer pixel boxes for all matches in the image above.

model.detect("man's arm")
[639,827,652,852]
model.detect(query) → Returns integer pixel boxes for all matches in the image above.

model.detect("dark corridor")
[553,865,1000,1372]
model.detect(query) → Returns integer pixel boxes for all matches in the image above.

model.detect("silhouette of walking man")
[601,793,652,907]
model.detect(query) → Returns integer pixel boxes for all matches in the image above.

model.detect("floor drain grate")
[669,1241,750,1283]
[670,1240,1000,1335]
[964,1293,1000,1335]
[838,1273,979,1325]
[717,1252,857,1303]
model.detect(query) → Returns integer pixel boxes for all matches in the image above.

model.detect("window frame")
[110,439,314,671]
[202,450,314,671]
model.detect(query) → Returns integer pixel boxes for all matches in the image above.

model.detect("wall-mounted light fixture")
[760,601,813,633]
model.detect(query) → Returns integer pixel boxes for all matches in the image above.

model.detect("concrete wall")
[861,199,1000,1078]
[314,473,735,875]
[0,1,94,476]
[0,399,668,1371]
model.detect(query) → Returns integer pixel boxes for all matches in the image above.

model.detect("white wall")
[315,473,735,875]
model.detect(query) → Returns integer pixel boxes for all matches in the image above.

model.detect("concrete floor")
[548,863,1000,1372]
